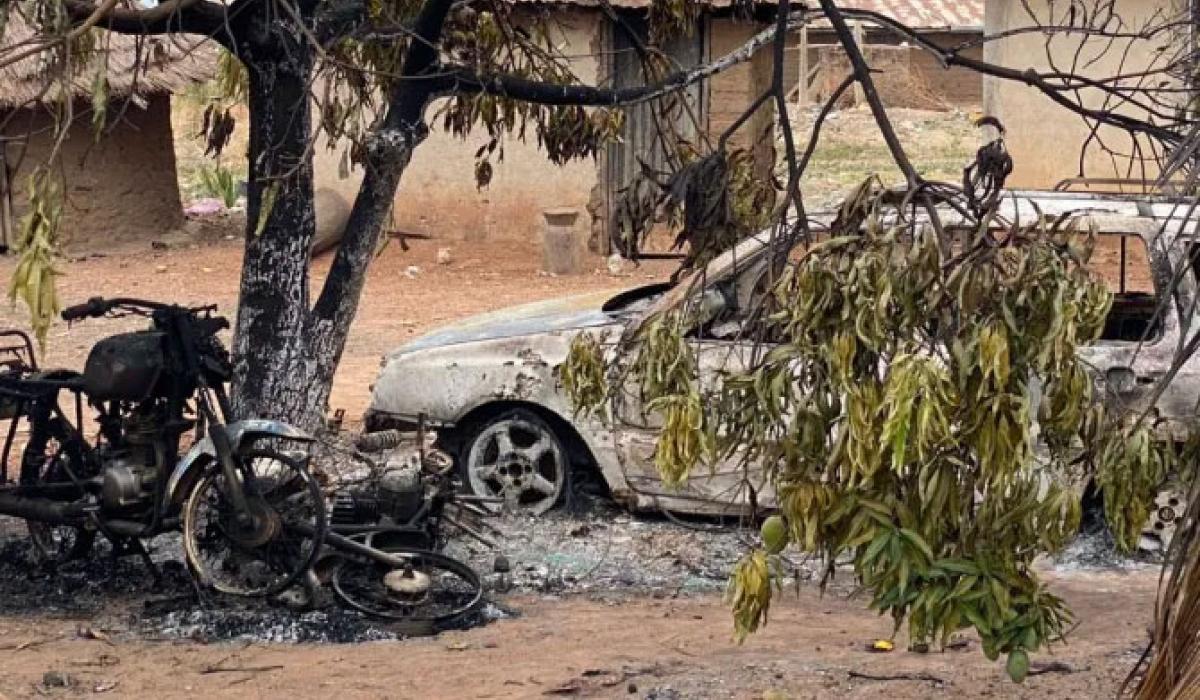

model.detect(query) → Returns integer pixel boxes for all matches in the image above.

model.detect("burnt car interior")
[661,226,1174,345]
[1100,234,1162,342]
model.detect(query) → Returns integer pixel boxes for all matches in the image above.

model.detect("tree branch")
[772,0,808,231]
[311,0,457,321]
[439,14,809,108]
[818,0,920,186]
[64,0,230,41]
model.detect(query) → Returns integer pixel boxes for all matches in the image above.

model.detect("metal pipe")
[0,403,19,484]
[0,492,88,524]
[1121,235,1128,295]
[295,522,413,569]
[103,517,177,537]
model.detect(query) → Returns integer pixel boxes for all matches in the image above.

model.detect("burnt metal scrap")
[0,299,491,634]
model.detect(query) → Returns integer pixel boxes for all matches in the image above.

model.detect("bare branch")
[66,0,229,40]
[439,15,808,108]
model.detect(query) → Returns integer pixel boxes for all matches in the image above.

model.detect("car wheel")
[1139,480,1185,553]
[461,409,567,515]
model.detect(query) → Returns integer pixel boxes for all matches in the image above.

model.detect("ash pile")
[0,428,502,644]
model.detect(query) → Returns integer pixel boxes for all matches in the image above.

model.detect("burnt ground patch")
[0,520,503,644]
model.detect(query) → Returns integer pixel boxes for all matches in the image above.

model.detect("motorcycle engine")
[101,455,156,509]
[331,459,425,526]
[100,411,162,510]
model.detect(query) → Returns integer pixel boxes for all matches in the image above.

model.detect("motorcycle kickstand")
[133,540,164,590]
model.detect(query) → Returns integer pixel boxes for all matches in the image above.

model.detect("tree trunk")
[229,32,325,429]
[228,3,443,433]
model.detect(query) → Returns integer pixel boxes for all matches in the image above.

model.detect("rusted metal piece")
[355,429,407,453]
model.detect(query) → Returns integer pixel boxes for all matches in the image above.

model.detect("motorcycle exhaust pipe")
[0,492,88,525]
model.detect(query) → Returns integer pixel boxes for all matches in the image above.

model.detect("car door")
[609,244,778,515]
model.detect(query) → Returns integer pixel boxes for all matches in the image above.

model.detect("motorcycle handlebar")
[61,297,222,324]
[60,297,108,321]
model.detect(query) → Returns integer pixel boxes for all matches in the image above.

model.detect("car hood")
[390,290,619,356]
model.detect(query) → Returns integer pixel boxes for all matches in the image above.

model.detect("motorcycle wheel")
[182,448,327,597]
[20,432,94,565]
[330,540,483,631]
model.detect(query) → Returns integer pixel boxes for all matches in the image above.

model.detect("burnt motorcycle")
[313,427,500,630]
[0,297,327,597]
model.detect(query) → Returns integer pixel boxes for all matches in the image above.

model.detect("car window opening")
[1095,234,1160,342]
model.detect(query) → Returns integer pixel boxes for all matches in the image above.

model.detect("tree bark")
[229,21,324,429]
[228,3,440,433]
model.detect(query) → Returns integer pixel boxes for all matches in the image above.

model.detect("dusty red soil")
[0,569,1158,698]
[0,233,675,423]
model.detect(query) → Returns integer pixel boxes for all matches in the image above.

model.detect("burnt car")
[365,191,1198,547]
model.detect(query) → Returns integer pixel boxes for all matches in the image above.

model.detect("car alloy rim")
[1140,482,1185,553]
[467,417,564,515]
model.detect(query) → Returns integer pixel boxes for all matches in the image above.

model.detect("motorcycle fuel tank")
[83,331,166,401]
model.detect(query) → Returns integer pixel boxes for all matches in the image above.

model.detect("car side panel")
[368,327,642,507]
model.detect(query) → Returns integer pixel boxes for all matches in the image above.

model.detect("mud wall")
[1,93,184,251]
[983,0,1177,188]
[313,13,605,248]
[784,30,984,109]
[709,17,776,174]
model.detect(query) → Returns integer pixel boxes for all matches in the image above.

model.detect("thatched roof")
[0,16,215,110]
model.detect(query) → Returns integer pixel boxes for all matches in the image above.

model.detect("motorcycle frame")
[0,304,313,540]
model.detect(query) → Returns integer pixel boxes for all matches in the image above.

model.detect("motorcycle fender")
[164,419,315,508]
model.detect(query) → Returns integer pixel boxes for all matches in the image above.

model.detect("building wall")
[983,0,1177,187]
[313,11,778,256]
[784,29,984,108]
[1,93,183,250]
[314,13,606,247]
[709,16,776,159]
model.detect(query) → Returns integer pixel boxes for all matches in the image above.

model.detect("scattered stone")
[405,265,422,279]
[437,248,453,265]
[606,254,625,276]
[183,198,225,217]
[155,265,168,273]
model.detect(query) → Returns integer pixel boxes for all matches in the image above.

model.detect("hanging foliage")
[614,147,777,273]
[563,182,1177,679]
[8,169,64,347]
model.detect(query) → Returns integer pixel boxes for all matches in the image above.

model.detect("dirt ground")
[0,569,1158,699]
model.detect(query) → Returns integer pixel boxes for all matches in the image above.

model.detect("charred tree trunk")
[229,16,324,428]
[227,2,445,432]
